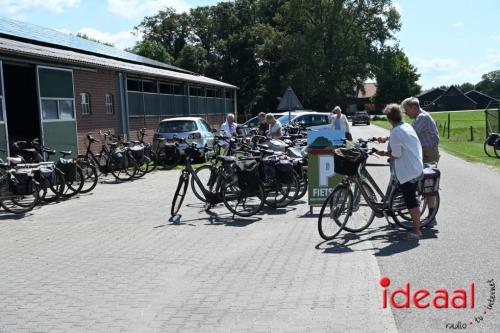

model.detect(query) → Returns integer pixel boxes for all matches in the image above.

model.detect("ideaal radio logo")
[379,277,495,329]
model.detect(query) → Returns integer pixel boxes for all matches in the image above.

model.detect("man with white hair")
[220,113,238,137]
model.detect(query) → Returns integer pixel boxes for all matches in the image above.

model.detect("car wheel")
[352,122,356,126]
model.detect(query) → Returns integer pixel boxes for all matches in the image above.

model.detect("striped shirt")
[412,109,439,148]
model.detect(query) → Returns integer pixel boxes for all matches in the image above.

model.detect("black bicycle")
[484,132,500,158]
[0,159,40,214]
[171,139,264,218]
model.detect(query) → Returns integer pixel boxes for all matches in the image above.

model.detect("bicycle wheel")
[78,161,98,193]
[42,169,65,202]
[390,190,440,230]
[62,165,85,198]
[484,139,494,157]
[171,172,189,217]
[296,173,308,200]
[494,139,500,158]
[134,156,150,178]
[341,180,377,233]
[222,182,265,217]
[264,181,290,208]
[1,183,40,214]
[318,184,352,241]
[274,172,300,208]
[191,164,215,202]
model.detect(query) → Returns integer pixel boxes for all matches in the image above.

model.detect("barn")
[0,17,237,159]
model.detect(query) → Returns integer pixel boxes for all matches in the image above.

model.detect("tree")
[132,0,405,116]
[76,32,114,47]
[476,70,500,98]
[373,47,421,104]
[127,40,172,63]
[459,82,475,92]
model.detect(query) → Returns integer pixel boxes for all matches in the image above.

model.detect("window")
[142,81,156,93]
[310,115,329,126]
[159,83,173,94]
[37,67,75,121]
[127,79,142,92]
[206,89,216,98]
[225,90,233,99]
[173,84,182,95]
[105,94,114,114]
[200,119,212,132]
[80,93,90,115]
[41,99,75,120]
[190,87,203,97]
[158,120,197,133]
[41,99,60,120]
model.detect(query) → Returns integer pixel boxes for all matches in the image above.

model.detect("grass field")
[372,110,500,170]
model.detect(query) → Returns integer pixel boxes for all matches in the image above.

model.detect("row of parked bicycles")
[0,127,191,215]
[170,125,309,218]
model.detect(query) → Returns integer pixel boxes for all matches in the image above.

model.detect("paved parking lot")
[0,170,396,333]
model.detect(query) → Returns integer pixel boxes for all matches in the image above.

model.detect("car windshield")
[356,112,367,115]
[158,120,197,133]
[277,114,295,124]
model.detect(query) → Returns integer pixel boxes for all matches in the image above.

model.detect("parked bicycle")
[171,138,265,218]
[318,138,441,240]
[484,132,500,158]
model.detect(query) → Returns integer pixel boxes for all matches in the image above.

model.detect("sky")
[1,0,500,90]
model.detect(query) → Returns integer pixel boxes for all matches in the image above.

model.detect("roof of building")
[0,16,191,74]
[418,87,445,98]
[0,37,236,89]
[465,90,499,102]
[432,86,477,104]
[357,83,377,99]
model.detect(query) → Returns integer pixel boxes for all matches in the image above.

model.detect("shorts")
[422,146,440,164]
[399,180,419,210]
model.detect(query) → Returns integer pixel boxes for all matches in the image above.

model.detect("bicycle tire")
[171,173,189,217]
[1,183,40,214]
[494,138,500,158]
[78,161,98,193]
[274,171,300,208]
[484,139,494,157]
[390,191,440,230]
[191,164,214,202]
[222,182,265,217]
[296,173,308,200]
[42,168,65,202]
[134,156,150,178]
[62,165,85,198]
[340,180,377,233]
[318,185,352,241]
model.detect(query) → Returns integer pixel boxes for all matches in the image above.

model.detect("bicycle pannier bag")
[57,158,77,182]
[487,133,499,146]
[112,149,128,169]
[235,160,259,192]
[268,139,288,153]
[334,148,365,176]
[276,159,294,184]
[131,145,145,162]
[418,167,440,197]
[11,171,33,195]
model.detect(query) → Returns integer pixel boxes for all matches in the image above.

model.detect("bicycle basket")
[130,145,145,162]
[276,159,294,184]
[112,149,129,169]
[11,170,34,195]
[418,167,440,197]
[236,160,259,192]
[57,158,77,182]
[334,147,366,176]
[487,133,500,146]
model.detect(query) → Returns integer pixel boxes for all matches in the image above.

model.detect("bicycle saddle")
[216,156,236,163]
[109,142,118,148]
[8,157,23,164]
[45,149,56,155]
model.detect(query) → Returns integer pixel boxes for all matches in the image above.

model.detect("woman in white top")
[376,104,424,239]
[265,113,282,139]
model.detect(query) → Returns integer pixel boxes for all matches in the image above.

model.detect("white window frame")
[105,94,114,114]
[81,93,90,115]
[40,97,76,121]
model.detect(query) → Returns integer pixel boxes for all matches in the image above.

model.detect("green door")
[37,66,78,160]
[0,61,9,160]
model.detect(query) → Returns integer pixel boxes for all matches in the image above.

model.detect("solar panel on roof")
[0,16,192,74]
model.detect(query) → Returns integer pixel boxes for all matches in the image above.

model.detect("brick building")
[0,17,236,158]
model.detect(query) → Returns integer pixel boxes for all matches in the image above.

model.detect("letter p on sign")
[319,155,335,187]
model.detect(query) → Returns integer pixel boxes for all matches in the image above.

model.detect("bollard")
[470,126,474,141]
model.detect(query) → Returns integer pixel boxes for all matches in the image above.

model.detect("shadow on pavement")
[316,225,439,256]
